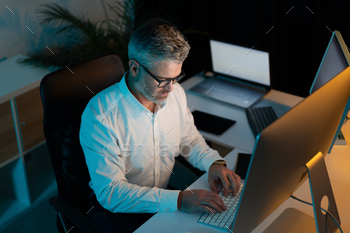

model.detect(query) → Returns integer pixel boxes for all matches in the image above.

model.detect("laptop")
[189,39,271,108]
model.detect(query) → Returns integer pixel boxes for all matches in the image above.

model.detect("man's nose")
[163,81,173,92]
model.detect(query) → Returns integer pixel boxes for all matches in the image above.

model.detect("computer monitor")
[309,30,350,153]
[231,66,350,232]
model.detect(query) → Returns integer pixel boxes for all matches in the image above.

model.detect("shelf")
[16,87,45,151]
[0,157,31,227]
[0,55,50,105]
[0,192,30,227]
[24,143,57,204]
[0,154,20,169]
[0,143,58,229]
[0,101,18,165]
[0,55,53,229]
[23,140,46,156]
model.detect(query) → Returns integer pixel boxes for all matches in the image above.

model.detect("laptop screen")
[210,40,270,86]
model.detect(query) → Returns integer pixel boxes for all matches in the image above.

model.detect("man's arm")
[176,84,224,173]
[80,114,180,213]
[176,85,241,205]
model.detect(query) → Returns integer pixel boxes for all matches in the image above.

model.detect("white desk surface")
[0,55,51,104]
[136,74,349,233]
[180,74,304,152]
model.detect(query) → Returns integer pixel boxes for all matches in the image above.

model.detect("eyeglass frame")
[130,59,186,88]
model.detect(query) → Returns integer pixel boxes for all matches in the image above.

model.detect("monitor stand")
[334,130,347,145]
[264,208,316,233]
[265,152,341,233]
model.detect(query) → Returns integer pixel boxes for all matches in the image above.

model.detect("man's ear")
[129,60,139,77]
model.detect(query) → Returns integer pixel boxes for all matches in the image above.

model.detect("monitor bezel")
[309,30,350,94]
[309,30,350,153]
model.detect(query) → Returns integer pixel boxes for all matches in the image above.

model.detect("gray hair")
[128,18,190,68]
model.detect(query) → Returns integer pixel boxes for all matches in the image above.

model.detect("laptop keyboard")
[198,183,244,230]
[210,80,262,101]
[246,106,278,137]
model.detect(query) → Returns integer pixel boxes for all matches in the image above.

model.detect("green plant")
[19,0,180,70]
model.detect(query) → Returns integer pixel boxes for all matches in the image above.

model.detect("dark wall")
[136,0,350,97]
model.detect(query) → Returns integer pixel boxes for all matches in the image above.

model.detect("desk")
[181,74,303,152]
[135,74,350,232]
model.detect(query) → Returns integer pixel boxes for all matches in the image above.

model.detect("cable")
[290,195,343,233]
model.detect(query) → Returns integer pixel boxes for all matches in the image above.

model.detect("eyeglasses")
[131,59,186,88]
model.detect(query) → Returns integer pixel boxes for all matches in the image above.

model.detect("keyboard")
[189,77,266,108]
[198,183,244,230]
[246,106,278,137]
[213,81,263,101]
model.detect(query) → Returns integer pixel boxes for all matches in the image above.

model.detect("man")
[80,18,241,233]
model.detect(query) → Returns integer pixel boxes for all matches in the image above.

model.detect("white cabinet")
[0,55,56,229]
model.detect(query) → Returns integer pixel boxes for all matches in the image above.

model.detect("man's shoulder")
[83,83,123,118]
[172,83,185,97]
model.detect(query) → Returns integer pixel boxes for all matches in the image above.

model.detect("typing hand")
[208,164,241,197]
[177,189,227,213]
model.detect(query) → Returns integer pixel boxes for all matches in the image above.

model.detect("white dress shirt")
[79,72,224,213]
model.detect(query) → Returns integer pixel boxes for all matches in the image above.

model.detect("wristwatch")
[212,160,227,167]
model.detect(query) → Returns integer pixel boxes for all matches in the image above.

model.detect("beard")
[134,76,170,105]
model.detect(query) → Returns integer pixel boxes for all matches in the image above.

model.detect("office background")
[2,0,350,97]
[0,0,114,57]
[136,0,350,98]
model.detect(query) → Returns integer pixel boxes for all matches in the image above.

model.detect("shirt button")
[155,138,158,142]
[156,174,159,177]
[156,157,158,160]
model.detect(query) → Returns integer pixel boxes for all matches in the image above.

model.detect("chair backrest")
[40,53,125,217]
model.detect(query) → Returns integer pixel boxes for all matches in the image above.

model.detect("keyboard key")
[197,182,244,229]
[246,107,277,137]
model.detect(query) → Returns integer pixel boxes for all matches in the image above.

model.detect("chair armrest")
[49,197,102,233]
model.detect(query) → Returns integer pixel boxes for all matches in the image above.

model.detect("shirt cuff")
[159,189,181,212]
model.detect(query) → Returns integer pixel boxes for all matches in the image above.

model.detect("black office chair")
[40,53,125,233]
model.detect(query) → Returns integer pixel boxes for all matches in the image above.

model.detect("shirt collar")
[118,71,167,113]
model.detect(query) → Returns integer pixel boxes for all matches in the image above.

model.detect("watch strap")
[212,160,227,167]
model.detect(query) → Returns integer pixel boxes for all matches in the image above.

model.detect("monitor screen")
[309,30,350,153]
[210,40,270,86]
[232,66,350,232]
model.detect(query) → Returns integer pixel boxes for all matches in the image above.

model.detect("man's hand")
[177,189,227,213]
[208,164,241,197]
